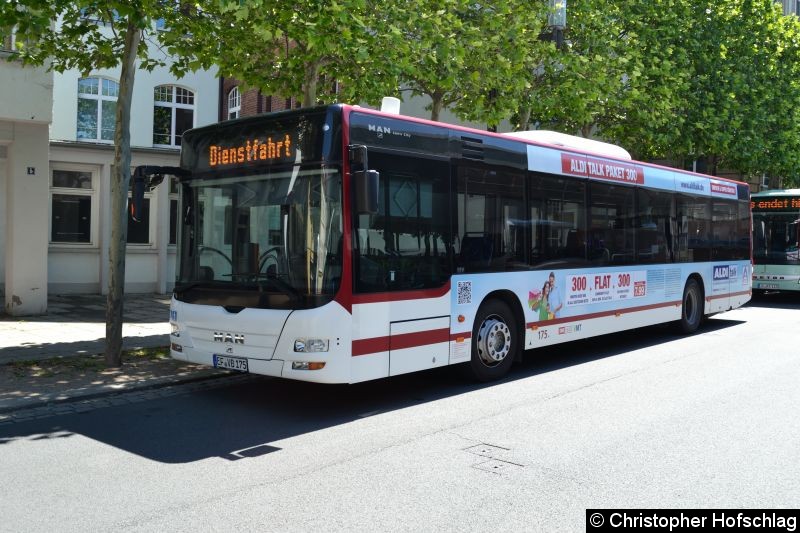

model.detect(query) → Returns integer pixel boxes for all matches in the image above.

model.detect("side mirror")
[355,169,379,215]
[131,167,151,223]
[131,165,185,222]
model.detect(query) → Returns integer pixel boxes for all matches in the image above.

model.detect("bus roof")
[751,188,800,197]
[341,104,748,188]
[503,130,633,161]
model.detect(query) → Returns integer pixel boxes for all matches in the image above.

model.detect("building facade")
[1,25,219,315]
[1,34,53,315]
[779,0,800,16]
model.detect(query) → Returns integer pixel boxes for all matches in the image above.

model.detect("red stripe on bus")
[706,289,751,301]
[352,288,750,357]
[352,282,450,305]
[352,327,451,357]
[525,299,682,329]
[352,337,390,356]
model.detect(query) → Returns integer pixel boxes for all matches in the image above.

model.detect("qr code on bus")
[457,281,472,305]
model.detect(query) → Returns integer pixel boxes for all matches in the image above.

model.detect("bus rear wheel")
[677,278,703,334]
[468,299,518,382]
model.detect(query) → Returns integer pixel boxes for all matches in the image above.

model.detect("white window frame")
[77,76,119,142]
[153,85,196,148]
[49,164,100,248]
[1,28,17,52]
[228,86,241,119]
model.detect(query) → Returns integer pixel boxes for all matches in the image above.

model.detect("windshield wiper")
[174,281,224,295]
[262,275,303,301]
[224,273,303,301]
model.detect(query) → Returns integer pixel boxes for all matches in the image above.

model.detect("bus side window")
[353,152,451,292]
[461,233,495,270]
[637,188,673,264]
[456,164,525,272]
[529,173,586,268]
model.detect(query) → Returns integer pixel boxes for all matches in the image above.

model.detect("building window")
[227,86,241,119]
[1,28,17,52]
[77,77,118,141]
[50,169,95,244]
[153,85,195,147]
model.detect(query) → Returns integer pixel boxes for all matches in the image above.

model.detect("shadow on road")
[745,291,800,310]
[0,316,745,464]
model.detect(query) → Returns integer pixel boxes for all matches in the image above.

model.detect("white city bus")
[137,103,751,383]
[751,189,800,294]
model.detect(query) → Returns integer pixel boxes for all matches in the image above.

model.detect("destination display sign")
[180,110,336,174]
[751,196,800,211]
[209,134,295,167]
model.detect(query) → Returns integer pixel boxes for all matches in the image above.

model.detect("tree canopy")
[525,0,800,184]
[5,0,800,185]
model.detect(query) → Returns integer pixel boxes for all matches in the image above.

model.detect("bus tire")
[677,278,703,334]
[468,299,519,382]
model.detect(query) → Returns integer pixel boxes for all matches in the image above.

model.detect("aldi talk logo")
[713,265,731,281]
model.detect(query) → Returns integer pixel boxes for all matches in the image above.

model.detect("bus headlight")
[294,338,329,353]
[170,322,180,337]
[292,361,326,370]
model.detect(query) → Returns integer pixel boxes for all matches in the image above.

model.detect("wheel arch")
[480,289,526,362]
[686,272,706,314]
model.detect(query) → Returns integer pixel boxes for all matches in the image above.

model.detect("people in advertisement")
[529,282,553,321]
[548,272,564,318]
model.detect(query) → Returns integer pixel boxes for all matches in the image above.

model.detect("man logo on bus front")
[213,332,245,344]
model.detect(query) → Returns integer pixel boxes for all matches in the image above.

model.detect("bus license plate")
[213,355,249,372]
[758,283,779,290]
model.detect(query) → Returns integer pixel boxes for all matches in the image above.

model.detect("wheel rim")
[684,288,699,325]
[476,316,511,366]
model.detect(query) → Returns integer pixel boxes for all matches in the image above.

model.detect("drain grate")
[464,443,510,458]
[465,443,524,474]
[472,459,521,475]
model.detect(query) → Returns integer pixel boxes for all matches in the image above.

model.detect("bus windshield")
[175,164,343,309]
[753,212,800,265]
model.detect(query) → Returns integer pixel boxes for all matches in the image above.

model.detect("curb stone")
[0,373,254,424]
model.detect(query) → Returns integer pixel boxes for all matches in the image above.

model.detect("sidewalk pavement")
[0,293,230,420]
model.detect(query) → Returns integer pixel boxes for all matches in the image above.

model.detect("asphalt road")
[1,293,798,532]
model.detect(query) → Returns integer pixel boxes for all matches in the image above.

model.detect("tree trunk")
[516,108,531,131]
[105,20,140,368]
[302,61,321,108]
[709,154,719,176]
[430,93,443,122]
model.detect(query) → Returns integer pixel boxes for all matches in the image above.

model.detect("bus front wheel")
[469,299,518,382]
[677,279,703,334]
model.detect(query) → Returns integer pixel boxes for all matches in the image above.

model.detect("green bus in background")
[751,189,800,294]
